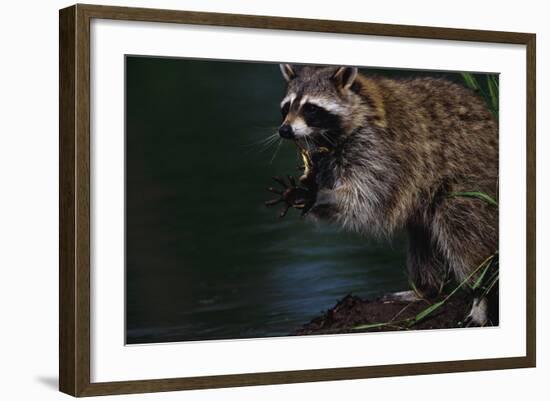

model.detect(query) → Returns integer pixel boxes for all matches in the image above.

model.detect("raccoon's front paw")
[265,175,315,218]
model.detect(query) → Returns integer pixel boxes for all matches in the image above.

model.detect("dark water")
[125,57,463,344]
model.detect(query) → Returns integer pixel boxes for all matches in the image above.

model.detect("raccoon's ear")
[332,66,358,90]
[280,64,297,82]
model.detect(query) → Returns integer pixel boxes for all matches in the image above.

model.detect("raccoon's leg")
[431,195,498,326]
[405,221,446,300]
[381,222,444,303]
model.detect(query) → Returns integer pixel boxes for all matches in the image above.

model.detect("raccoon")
[270,64,498,326]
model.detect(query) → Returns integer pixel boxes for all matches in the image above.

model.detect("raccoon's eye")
[281,102,290,117]
[302,103,323,115]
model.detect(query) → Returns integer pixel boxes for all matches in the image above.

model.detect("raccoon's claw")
[267,187,282,195]
[279,204,291,218]
[264,175,314,218]
[287,175,296,187]
[271,176,287,188]
[264,198,283,207]
[381,290,424,303]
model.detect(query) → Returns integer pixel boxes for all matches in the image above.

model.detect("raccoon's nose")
[278,124,294,139]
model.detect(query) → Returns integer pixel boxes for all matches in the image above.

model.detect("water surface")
[125,57,416,344]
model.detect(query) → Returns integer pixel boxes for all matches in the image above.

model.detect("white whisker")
[319,131,336,147]
[269,139,283,164]
[249,133,278,146]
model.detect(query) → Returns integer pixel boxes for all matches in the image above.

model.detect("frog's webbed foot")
[265,175,315,218]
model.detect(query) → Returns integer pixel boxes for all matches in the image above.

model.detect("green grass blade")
[412,301,444,323]
[488,75,499,114]
[352,322,392,330]
[448,191,498,207]
[472,260,492,290]
[481,276,499,299]
[445,253,497,299]
[461,73,499,120]
[461,72,479,90]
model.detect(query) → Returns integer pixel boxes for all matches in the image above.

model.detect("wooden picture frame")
[59,3,536,397]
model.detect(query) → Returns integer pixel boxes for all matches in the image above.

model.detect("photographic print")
[125,57,499,344]
[60,5,536,395]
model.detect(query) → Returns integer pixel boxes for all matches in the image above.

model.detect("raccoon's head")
[278,64,364,148]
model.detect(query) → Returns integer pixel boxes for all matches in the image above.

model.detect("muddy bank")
[293,292,495,335]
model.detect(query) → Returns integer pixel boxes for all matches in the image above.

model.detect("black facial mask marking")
[301,102,341,131]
